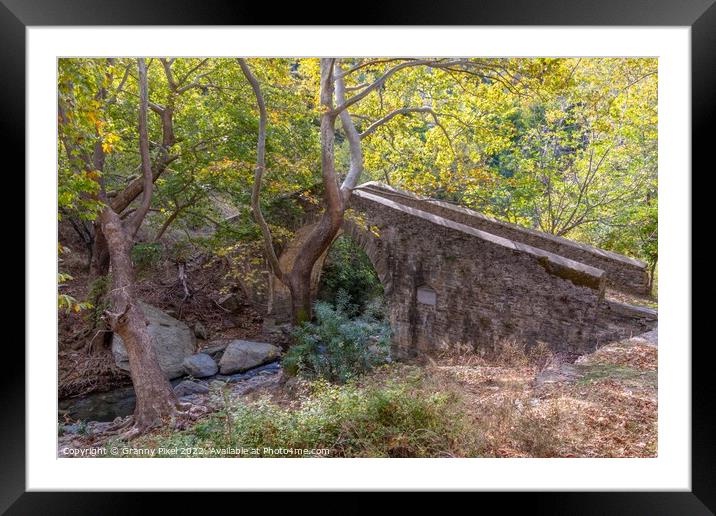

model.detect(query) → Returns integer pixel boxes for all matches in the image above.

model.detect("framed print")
[5,0,712,511]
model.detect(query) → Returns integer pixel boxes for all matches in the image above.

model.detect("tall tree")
[240,57,520,323]
[58,58,196,434]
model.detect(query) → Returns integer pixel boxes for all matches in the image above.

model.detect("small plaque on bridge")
[417,286,437,306]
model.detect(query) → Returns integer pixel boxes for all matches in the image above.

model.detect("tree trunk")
[90,221,110,277]
[287,211,343,324]
[648,260,657,295]
[99,205,179,430]
[288,271,313,325]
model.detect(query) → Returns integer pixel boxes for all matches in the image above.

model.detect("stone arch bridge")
[261,182,656,356]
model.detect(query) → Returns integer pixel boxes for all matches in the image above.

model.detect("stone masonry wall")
[348,190,610,356]
[595,300,658,345]
[357,182,650,295]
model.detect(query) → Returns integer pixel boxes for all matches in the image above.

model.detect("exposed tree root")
[112,401,209,441]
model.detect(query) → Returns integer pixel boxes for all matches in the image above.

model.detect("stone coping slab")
[352,188,606,291]
[357,181,647,269]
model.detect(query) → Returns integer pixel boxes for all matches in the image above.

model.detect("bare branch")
[333,58,518,115]
[160,58,178,91]
[237,58,284,283]
[106,60,132,105]
[318,58,343,219]
[335,62,364,199]
[177,58,210,86]
[359,106,454,155]
[126,58,154,236]
[332,59,459,115]
[148,101,165,115]
[358,107,431,138]
[154,192,200,241]
[336,58,416,78]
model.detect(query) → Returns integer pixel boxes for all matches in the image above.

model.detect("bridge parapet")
[355,182,650,295]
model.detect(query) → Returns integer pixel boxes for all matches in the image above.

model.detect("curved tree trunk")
[288,271,313,325]
[90,221,110,277]
[95,58,179,432]
[99,205,179,430]
[287,211,343,324]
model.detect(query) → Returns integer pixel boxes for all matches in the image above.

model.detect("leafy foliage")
[57,272,93,313]
[318,235,384,311]
[351,58,657,264]
[57,246,93,313]
[130,242,163,274]
[283,295,391,383]
[57,57,659,318]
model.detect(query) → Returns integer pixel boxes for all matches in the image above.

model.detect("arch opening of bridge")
[315,231,387,317]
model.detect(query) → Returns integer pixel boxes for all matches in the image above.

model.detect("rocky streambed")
[58,361,282,425]
[59,301,286,429]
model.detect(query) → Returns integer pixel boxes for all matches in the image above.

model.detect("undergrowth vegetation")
[283,293,391,383]
[83,335,656,459]
[120,366,479,458]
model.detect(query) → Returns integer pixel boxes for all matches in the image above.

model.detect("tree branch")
[359,105,454,152]
[126,58,154,237]
[237,58,284,283]
[335,62,364,199]
[332,59,459,115]
[318,58,343,220]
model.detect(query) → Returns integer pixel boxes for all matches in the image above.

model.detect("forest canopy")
[58,57,657,269]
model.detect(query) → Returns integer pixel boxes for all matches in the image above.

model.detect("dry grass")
[147,335,657,458]
[605,288,658,309]
[413,335,657,457]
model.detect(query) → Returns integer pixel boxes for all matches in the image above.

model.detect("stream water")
[58,361,281,423]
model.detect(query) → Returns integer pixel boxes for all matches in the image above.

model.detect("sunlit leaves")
[56,56,658,271]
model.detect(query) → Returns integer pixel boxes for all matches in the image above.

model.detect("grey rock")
[636,325,658,346]
[111,302,196,380]
[218,293,241,312]
[218,340,281,374]
[173,380,209,398]
[209,380,228,390]
[182,353,218,378]
[194,322,209,340]
[202,341,230,361]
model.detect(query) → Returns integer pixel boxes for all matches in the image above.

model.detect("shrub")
[129,367,478,458]
[130,242,163,274]
[282,295,391,383]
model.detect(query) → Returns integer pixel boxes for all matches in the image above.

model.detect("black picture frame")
[5,0,710,512]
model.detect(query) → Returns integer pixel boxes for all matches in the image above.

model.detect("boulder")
[194,322,209,340]
[218,340,281,374]
[111,302,196,380]
[217,293,241,312]
[201,341,230,361]
[182,353,218,378]
[173,380,209,398]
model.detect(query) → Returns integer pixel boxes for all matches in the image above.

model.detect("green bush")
[130,242,163,274]
[318,234,383,311]
[282,295,391,383]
